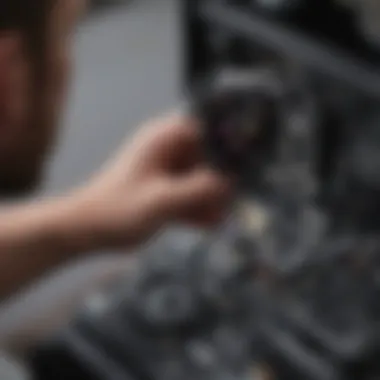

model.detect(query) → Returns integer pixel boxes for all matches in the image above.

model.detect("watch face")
[196,69,282,181]
[205,92,277,172]
[195,66,320,201]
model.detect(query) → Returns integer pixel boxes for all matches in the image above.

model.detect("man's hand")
[0,112,233,300]
[74,113,233,249]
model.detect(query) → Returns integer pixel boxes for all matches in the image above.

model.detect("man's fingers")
[160,116,201,153]
[184,205,230,229]
[164,168,233,216]
[128,113,203,172]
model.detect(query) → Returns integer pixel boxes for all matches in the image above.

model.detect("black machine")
[28,1,380,379]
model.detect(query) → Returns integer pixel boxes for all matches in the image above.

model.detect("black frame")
[186,1,380,99]
[182,0,213,91]
[29,2,380,380]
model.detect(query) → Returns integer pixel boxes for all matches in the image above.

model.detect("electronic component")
[28,1,380,380]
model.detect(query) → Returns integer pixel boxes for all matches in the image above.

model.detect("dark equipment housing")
[28,1,380,379]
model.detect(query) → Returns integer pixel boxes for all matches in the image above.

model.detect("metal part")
[29,2,380,380]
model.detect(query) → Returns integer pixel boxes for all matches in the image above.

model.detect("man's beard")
[0,136,53,200]
[0,106,62,200]
[0,162,46,199]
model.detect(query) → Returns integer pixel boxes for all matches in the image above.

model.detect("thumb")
[165,169,232,214]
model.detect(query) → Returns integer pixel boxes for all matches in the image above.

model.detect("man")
[0,0,231,303]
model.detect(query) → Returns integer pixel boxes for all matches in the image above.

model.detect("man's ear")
[0,32,28,129]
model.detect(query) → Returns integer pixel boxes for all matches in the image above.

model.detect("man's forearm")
[0,196,96,300]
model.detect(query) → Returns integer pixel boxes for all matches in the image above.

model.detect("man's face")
[0,0,87,196]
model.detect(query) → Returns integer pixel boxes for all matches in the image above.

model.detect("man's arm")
[0,114,231,301]
[0,196,98,300]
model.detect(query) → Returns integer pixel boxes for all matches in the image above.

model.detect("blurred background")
[0,0,379,378]
[0,0,190,357]
[46,0,180,194]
